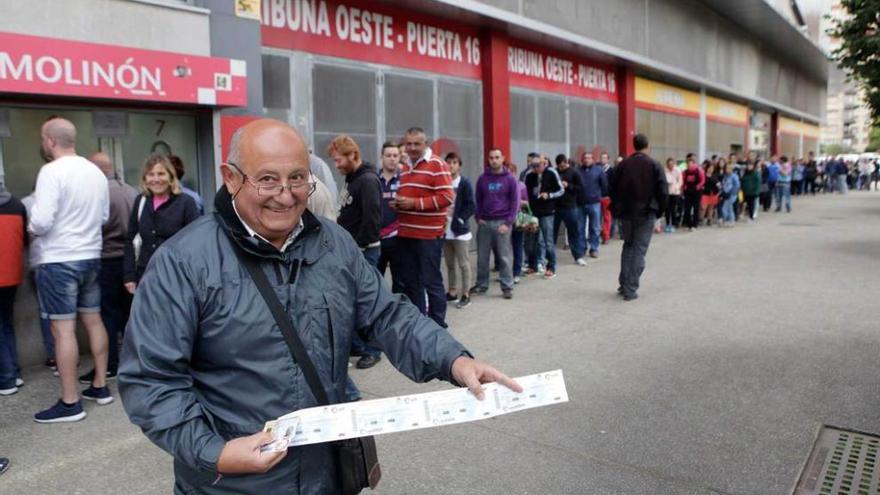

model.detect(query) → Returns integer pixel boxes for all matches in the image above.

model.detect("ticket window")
[0,107,98,199]
[0,107,199,200]
[119,113,199,191]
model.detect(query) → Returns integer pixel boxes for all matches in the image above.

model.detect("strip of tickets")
[261,369,568,452]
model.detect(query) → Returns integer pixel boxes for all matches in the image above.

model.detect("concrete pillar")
[698,88,707,161]
[617,66,636,157]
[480,30,510,158]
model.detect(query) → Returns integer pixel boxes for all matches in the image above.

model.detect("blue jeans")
[0,286,20,389]
[618,214,656,296]
[774,182,791,212]
[100,257,132,372]
[553,207,585,261]
[581,203,602,254]
[31,271,55,360]
[395,237,447,328]
[721,194,737,222]
[36,259,102,319]
[351,248,382,358]
[530,215,556,272]
[511,229,524,277]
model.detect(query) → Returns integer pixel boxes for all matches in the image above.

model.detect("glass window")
[385,73,434,142]
[313,63,377,185]
[536,95,565,154]
[636,109,697,161]
[510,91,536,166]
[120,112,199,191]
[262,54,291,110]
[0,107,98,198]
[438,80,482,180]
[595,104,619,160]
[780,135,799,159]
[569,101,594,163]
[313,64,376,135]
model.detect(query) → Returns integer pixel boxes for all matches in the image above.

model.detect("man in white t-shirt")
[28,118,112,423]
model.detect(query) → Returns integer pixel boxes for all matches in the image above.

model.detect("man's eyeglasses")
[227,161,316,197]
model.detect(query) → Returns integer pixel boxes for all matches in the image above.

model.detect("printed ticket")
[261,370,568,451]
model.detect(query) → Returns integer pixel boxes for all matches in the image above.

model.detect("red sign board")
[508,40,617,103]
[0,31,247,107]
[261,0,481,79]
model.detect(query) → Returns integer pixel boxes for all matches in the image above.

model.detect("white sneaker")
[0,387,18,396]
[15,378,24,387]
[575,258,587,266]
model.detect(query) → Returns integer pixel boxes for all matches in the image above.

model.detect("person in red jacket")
[681,155,705,231]
[391,127,455,328]
[0,173,27,395]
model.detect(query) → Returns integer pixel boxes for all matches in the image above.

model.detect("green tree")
[867,127,880,152]
[822,143,850,155]
[827,1,880,126]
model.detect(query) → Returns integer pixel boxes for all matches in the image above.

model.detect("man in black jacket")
[552,154,586,265]
[329,135,383,368]
[609,134,668,301]
[525,156,564,278]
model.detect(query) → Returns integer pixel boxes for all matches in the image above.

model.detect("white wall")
[0,0,211,56]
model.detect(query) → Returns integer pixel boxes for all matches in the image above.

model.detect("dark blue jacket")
[577,163,609,205]
[450,176,475,236]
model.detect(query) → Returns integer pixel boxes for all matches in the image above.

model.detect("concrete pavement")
[2,191,879,494]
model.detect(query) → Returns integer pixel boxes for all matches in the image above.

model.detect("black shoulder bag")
[233,249,381,494]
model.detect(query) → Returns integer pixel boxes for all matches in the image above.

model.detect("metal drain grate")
[794,426,880,494]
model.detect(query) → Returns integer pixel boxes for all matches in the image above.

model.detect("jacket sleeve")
[350,240,470,384]
[546,169,565,199]
[506,176,519,226]
[600,169,609,198]
[118,246,226,472]
[654,162,669,217]
[28,168,60,237]
[458,179,476,224]
[474,175,484,222]
[568,170,584,196]
[123,195,142,284]
[181,195,199,228]
[355,177,382,248]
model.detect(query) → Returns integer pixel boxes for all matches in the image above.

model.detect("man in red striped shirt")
[391,127,455,328]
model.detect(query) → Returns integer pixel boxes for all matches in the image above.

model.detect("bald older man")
[118,119,520,494]
[28,118,112,423]
[74,153,137,385]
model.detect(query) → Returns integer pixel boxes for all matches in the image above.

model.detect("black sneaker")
[502,289,513,300]
[0,457,9,476]
[81,386,114,405]
[470,285,488,295]
[456,296,472,309]
[445,292,458,302]
[79,369,117,384]
[34,399,86,424]
[356,355,381,369]
[622,293,639,302]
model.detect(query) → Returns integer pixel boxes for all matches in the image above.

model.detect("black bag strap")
[232,248,330,406]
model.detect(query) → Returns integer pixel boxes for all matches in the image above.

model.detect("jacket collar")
[346,161,376,183]
[213,186,330,264]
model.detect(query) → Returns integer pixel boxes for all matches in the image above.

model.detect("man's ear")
[220,163,238,194]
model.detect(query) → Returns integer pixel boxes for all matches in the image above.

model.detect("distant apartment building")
[820,0,873,152]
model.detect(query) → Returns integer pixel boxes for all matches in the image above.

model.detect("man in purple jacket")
[472,148,519,299]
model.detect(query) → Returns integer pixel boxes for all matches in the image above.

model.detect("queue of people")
[1,113,870,490]
[0,118,203,422]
